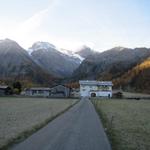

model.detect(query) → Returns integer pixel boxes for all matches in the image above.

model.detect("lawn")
[0,97,77,149]
[123,92,150,98]
[92,99,150,150]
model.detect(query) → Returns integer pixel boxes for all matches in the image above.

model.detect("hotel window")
[103,86,109,91]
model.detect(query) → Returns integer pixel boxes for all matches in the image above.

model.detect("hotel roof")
[79,80,113,86]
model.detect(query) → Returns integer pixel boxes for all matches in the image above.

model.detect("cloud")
[18,2,56,33]
[6,0,61,48]
[17,9,49,34]
[0,0,98,50]
[17,0,61,33]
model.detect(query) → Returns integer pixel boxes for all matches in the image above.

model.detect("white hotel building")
[79,80,113,98]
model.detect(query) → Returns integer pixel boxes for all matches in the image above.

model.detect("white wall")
[90,91,112,97]
[80,85,112,97]
[80,85,94,97]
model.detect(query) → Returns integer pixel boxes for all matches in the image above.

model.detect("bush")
[113,92,123,98]
[13,88,20,95]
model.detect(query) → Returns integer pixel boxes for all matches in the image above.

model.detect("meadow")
[0,97,77,149]
[92,99,150,150]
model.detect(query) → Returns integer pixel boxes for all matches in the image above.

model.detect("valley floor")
[92,99,150,150]
[0,97,77,149]
[122,91,150,98]
[11,99,111,150]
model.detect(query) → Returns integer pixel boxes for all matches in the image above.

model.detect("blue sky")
[0,0,150,51]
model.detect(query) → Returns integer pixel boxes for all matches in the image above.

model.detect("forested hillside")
[113,58,150,93]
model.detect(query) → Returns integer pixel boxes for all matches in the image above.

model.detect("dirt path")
[12,99,111,150]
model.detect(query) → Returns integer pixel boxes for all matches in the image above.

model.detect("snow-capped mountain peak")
[28,41,56,55]
[32,41,56,50]
[28,41,85,62]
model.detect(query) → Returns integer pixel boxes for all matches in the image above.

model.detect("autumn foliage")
[65,82,80,89]
[113,58,150,93]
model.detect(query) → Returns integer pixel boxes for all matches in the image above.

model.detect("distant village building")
[24,85,70,97]
[79,80,113,98]
[50,85,70,97]
[70,88,80,98]
[0,85,12,96]
[25,87,50,97]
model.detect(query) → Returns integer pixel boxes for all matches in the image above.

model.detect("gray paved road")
[12,99,111,150]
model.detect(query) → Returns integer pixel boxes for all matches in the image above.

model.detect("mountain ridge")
[72,47,150,80]
[1,38,150,93]
[29,41,82,78]
[113,57,150,93]
[0,39,56,86]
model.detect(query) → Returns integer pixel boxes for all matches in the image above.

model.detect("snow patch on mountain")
[32,41,56,50]
[59,48,84,63]
[28,42,84,63]
[28,42,56,55]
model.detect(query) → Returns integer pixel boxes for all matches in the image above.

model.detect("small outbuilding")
[50,85,70,97]
[24,85,71,98]
[25,87,50,97]
[0,85,12,96]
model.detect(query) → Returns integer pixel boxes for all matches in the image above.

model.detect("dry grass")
[0,97,77,149]
[92,99,150,150]
[123,92,150,98]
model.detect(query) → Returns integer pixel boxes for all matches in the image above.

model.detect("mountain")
[0,39,55,85]
[113,57,150,93]
[1,39,150,93]
[59,48,84,62]
[75,45,98,58]
[29,42,81,78]
[72,47,150,80]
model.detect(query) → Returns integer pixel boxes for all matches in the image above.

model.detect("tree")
[13,81,22,93]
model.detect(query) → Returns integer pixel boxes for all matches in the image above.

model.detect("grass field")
[92,99,150,150]
[123,92,150,98]
[0,97,77,149]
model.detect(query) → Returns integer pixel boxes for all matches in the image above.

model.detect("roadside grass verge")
[0,100,79,150]
[92,99,150,150]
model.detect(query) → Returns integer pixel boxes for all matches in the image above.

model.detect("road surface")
[12,99,111,150]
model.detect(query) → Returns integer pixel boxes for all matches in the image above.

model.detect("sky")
[0,0,150,51]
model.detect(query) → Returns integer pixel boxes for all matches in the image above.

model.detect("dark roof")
[50,85,69,89]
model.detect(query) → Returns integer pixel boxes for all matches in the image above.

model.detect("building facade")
[0,85,12,96]
[70,88,80,98]
[24,85,70,97]
[50,85,70,97]
[79,80,113,98]
[25,87,50,97]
